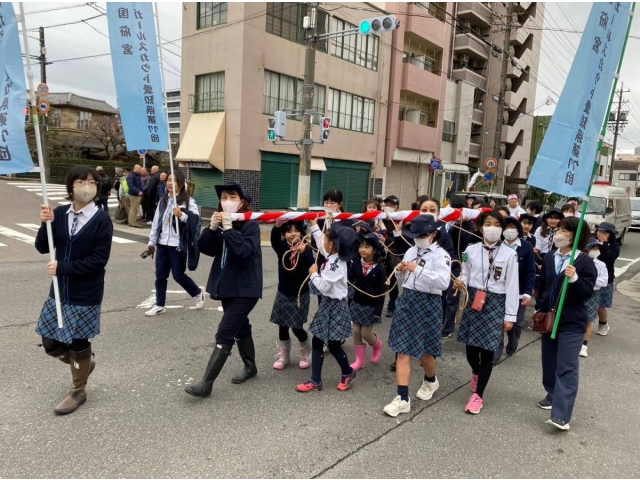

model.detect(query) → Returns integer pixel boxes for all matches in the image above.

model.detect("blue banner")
[0,3,35,175]
[107,3,168,151]
[527,3,631,198]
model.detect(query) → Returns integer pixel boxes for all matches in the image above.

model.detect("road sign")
[37,100,50,115]
[484,171,495,182]
[485,157,497,169]
[430,157,441,171]
[137,149,147,155]
[36,83,49,97]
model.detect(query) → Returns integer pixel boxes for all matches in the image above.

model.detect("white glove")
[210,213,219,230]
[221,212,233,230]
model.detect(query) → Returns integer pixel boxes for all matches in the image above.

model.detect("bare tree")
[408,146,430,200]
[88,115,126,160]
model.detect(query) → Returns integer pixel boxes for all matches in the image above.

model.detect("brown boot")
[54,348,92,415]
[45,346,95,390]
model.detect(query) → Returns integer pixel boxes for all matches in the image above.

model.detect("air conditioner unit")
[462,19,471,30]
[471,59,480,69]
[460,53,470,64]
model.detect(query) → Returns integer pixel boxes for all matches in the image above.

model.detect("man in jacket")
[143,165,161,223]
[127,164,144,228]
[95,166,113,214]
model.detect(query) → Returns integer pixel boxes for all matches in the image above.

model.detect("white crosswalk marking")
[16,223,137,244]
[0,226,35,245]
[0,242,6,247]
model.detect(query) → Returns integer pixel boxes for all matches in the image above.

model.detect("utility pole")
[607,82,630,184]
[296,2,318,210]
[39,27,51,183]
[493,2,512,194]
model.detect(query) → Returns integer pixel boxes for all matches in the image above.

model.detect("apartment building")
[166,88,181,147]
[177,2,391,211]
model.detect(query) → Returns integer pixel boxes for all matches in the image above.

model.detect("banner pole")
[18,3,64,329]
[551,2,636,339]
[153,2,179,230]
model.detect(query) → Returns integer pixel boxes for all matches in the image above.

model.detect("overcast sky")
[17,2,640,153]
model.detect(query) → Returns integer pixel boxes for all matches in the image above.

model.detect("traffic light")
[24,106,30,123]
[319,117,330,143]
[267,117,276,142]
[359,14,398,35]
[274,110,287,139]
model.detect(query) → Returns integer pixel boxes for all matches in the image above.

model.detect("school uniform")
[538,251,597,424]
[524,233,536,249]
[269,226,315,329]
[441,219,473,336]
[533,226,557,255]
[494,238,536,359]
[348,260,387,326]
[388,243,451,358]
[308,225,352,343]
[597,240,620,309]
[457,242,520,351]
[585,258,609,322]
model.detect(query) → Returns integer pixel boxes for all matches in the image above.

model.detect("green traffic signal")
[360,20,371,34]
[268,131,275,140]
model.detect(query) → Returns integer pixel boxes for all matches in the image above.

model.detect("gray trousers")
[494,302,527,360]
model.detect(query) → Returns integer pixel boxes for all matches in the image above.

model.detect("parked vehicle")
[449,191,508,207]
[630,197,640,230]
[577,182,631,244]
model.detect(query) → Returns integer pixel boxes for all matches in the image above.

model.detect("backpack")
[121,176,130,194]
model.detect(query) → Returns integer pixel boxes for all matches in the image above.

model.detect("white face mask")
[382,206,396,214]
[221,200,241,213]
[73,185,97,203]
[483,226,502,242]
[588,250,600,259]
[414,236,432,249]
[553,235,572,248]
[324,206,340,214]
[503,229,519,241]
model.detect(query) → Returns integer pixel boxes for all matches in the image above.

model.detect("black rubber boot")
[231,336,258,384]
[184,344,231,398]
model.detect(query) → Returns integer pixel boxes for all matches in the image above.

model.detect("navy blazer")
[537,252,597,334]
[507,239,536,297]
[348,261,387,317]
[270,226,315,296]
[598,240,620,284]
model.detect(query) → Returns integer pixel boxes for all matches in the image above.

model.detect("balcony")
[401,62,441,101]
[168,106,180,113]
[397,120,438,152]
[406,3,447,47]
[457,2,492,28]
[472,108,484,125]
[188,91,225,113]
[169,127,180,134]
[510,24,532,45]
[452,67,487,91]
[469,142,481,158]
[454,33,489,60]
[505,84,528,111]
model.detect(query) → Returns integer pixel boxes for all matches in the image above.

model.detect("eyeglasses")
[73,180,99,187]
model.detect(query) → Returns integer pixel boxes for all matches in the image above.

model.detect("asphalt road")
[1,179,639,478]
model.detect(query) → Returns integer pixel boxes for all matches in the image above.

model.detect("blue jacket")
[348,261,387,317]
[35,206,113,305]
[506,239,536,297]
[127,172,143,196]
[537,252,597,334]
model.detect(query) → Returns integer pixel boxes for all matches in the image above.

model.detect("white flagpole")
[18,3,64,329]
[153,2,178,230]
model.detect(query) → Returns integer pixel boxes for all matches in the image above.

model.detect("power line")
[25,13,105,31]
[24,3,94,15]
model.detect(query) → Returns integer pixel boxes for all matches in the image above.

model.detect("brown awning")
[176,112,225,171]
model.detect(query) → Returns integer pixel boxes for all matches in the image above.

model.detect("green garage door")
[323,159,371,212]
[261,153,299,209]
[191,168,223,208]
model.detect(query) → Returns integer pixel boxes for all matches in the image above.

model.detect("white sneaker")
[597,323,610,336]
[383,396,410,417]
[416,377,440,401]
[579,345,588,358]
[193,286,206,309]
[145,305,166,317]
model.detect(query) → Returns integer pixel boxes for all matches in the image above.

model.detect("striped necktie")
[70,213,80,236]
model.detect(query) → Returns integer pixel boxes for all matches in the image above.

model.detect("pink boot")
[350,344,367,371]
[370,334,383,364]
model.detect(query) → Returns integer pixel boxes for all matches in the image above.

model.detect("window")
[263,70,325,120]
[328,88,375,134]
[619,173,637,181]
[77,111,92,130]
[197,3,227,29]
[50,109,62,128]
[331,17,379,70]
[191,72,225,112]
[443,120,456,142]
[266,3,328,53]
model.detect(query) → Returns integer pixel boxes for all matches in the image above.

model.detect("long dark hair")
[541,212,562,238]
[162,171,190,206]
[323,189,345,212]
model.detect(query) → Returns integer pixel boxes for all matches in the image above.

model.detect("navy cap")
[595,222,618,236]
[330,224,360,262]
[401,215,439,238]
[215,181,252,204]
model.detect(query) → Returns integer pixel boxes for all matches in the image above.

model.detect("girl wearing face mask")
[536,217,596,431]
[533,209,564,298]
[454,211,519,415]
[35,166,114,415]
[185,182,263,399]
[493,217,536,363]
[383,216,451,417]
[144,172,205,317]
[580,240,609,358]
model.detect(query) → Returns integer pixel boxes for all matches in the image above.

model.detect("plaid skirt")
[585,290,600,322]
[36,296,101,344]
[270,291,310,329]
[309,297,352,343]
[309,282,321,296]
[598,283,614,308]
[349,301,381,327]
[388,289,443,358]
[457,287,505,351]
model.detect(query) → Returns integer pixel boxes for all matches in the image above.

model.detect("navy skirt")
[585,290,600,322]
[457,287,505,351]
[36,296,101,344]
[349,301,380,327]
[388,288,443,358]
[270,291,310,329]
[598,283,614,308]
[309,297,352,343]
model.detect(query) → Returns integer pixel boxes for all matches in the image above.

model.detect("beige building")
[177,2,391,211]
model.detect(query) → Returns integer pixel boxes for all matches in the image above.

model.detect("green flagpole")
[551,2,636,340]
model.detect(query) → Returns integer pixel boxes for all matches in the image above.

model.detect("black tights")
[42,336,90,353]
[466,345,494,398]
[310,335,352,383]
[278,326,308,343]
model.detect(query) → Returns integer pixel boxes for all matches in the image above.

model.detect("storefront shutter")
[191,168,223,208]
[324,159,371,212]
[261,153,299,209]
